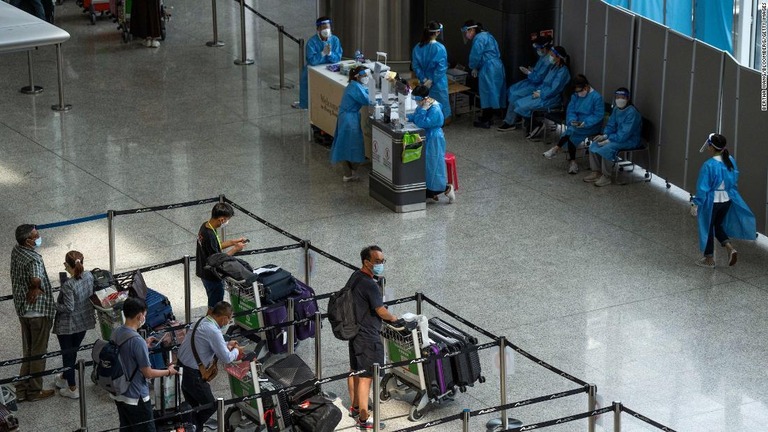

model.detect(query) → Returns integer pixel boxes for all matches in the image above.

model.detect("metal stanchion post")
[183,255,192,323]
[462,408,471,432]
[372,363,380,432]
[416,291,423,315]
[588,384,597,432]
[270,26,294,90]
[303,240,311,286]
[21,51,43,94]
[205,0,225,47]
[486,337,521,431]
[298,38,305,80]
[217,397,225,431]
[314,311,322,378]
[77,359,87,432]
[233,0,254,65]
[287,298,295,354]
[51,43,72,112]
[613,401,621,432]
[108,210,116,274]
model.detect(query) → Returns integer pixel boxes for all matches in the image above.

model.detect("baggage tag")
[490,345,515,376]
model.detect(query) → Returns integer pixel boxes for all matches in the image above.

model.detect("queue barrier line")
[36,212,108,230]
[0,360,93,385]
[235,0,301,44]
[308,243,358,271]
[420,294,499,341]
[110,197,220,216]
[501,405,615,432]
[621,405,678,431]
[225,198,304,244]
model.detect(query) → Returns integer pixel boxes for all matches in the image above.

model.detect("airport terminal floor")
[1,0,768,431]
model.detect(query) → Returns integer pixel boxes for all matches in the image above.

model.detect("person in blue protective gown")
[511,46,571,137]
[583,87,642,187]
[293,16,343,109]
[542,74,603,175]
[498,35,554,131]
[330,66,371,182]
[412,21,451,125]
[690,133,756,268]
[407,85,456,204]
[462,20,506,129]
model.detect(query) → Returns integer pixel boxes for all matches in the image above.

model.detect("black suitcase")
[260,378,295,431]
[0,403,18,432]
[428,318,484,391]
[255,265,300,304]
[422,332,457,399]
[263,354,319,404]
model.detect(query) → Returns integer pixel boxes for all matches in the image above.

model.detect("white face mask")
[615,98,628,109]
[360,76,370,85]
[139,313,146,328]
[220,219,229,227]
[320,28,331,39]
[577,89,588,97]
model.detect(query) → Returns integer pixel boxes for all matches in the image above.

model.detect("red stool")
[445,152,459,191]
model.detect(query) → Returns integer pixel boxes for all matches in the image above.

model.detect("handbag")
[191,317,218,382]
[402,132,423,163]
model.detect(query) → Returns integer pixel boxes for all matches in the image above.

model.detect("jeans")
[57,331,87,387]
[201,278,225,309]
[704,201,732,256]
[180,364,216,431]
[17,316,53,398]
[116,398,156,432]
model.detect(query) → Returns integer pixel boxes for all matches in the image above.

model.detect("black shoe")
[496,122,517,131]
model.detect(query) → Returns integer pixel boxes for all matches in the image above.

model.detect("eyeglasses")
[371,258,386,264]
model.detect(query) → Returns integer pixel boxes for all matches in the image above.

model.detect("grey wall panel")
[684,42,723,191]
[632,19,666,173]
[720,54,739,141]
[561,0,587,75]
[604,7,634,96]
[584,0,607,87]
[657,31,694,188]
[734,68,768,234]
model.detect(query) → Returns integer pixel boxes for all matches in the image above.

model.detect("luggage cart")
[379,322,455,421]
[224,358,295,432]
[93,302,124,341]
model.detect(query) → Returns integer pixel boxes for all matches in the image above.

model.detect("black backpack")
[327,274,360,341]
[91,334,141,396]
[91,268,115,291]
[291,395,342,432]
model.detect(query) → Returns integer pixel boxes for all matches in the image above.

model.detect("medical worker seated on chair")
[293,16,343,110]
[583,87,642,187]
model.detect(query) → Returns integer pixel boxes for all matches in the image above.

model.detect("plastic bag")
[402,133,423,163]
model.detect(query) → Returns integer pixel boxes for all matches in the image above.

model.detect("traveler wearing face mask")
[346,245,399,430]
[112,297,179,432]
[177,301,242,432]
[584,88,642,187]
[498,35,554,131]
[11,224,57,402]
[330,66,371,182]
[293,16,343,109]
[412,21,451,124]
[196,203,247,311]
[408,85,456,203]
[542,74,604,174]
[463,19,506,129]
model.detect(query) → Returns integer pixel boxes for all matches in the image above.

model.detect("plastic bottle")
[355,50,364,63]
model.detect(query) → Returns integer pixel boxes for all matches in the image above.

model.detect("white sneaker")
[59,387,79,399]
[291,101,302,109]
[54,376,68,389]
[583,172,601,182]
[342,175,360,182]
[567,161,579,174]
[594,175,611,187]
[445,184,456,203]
[151,39,160,48]
[144,38,152,47]
[543,147,558,159]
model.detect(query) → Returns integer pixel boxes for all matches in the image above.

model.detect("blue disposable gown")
[513,65,570,118]
[589,105,642,161]
[410,102,447,192]
[412,41,451,120]
[562,88,604,145]
[299,34,343,109]
[330,81,369,164]
[504,55,553,123]
[692,157,756,252]
[468,32,506,109]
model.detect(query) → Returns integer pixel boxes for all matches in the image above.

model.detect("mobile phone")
[243,238,250,243]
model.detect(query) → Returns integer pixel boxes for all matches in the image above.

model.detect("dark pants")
[704,201,732,256]
[17,316,53,398]
[557,135,578,160]
[180,364,216,431]
[57,331,87,387]
[116,398,156,432]
[427,188,446,199]
[201,278,225,309]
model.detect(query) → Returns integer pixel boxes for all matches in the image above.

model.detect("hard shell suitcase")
[422,335,455,399]
[292,281,318,340]
[260,378,294,431]
[262,304,288,354]
[145,288,174,329]
[428,318,484,391]
[255,265,299,304]
[263,354,318,404]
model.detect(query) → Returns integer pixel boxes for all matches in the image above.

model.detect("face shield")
[461,25,477,44]
[699,133,715,153]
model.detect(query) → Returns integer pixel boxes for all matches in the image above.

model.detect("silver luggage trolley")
[224,358,295,432]
[379,322,432,421]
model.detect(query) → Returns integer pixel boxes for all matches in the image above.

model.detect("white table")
[0,1,72,111]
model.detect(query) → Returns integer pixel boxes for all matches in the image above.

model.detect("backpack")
[327,274,360,341]
[91,268,115,291]
[91,334,141,396]
[291,395,342,432]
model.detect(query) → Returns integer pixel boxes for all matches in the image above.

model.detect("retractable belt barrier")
[111,197,220,216]
[500,406,615,432]
[621,405,678,431]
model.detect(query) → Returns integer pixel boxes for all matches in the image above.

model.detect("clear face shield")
[461,25,477,45]
[699,133,715,153]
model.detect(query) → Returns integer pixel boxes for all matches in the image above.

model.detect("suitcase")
[422,334,456,399]
[82,0,110,24]
[263,304,289,354]
[292,281,318,340]
[145,288,174,329]
[0,403,18,432]
[428,318,484,391]
[255,265,299,305]
[260,378,294,431]
[263,354,319,404]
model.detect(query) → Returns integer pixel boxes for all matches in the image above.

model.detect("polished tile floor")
[1,1,767,431]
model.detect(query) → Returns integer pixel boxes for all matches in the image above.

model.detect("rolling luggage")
[292,281,318,340]
[428,318,484,391]
[262,304,289,354]
[260,378,294,431]
[255,265,299,304]
[145,288,174,329]
[263,354,318,404]
[422,334,456,399]
[0,403,18,432]
[82,0,110,25]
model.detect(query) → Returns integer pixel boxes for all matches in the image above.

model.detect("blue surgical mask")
[372,263,385,276]
[34,237,42,248]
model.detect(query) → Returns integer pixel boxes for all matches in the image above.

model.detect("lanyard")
[207,222,222,249]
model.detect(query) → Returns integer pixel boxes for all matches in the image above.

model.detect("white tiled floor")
[0,1,767,431]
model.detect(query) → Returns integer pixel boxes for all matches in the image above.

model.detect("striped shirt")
[10,245,55,319]
[53,271,96,335]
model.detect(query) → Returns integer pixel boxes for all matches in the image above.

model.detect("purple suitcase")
[263,304,288,354]
[423,340,455,398]
[293,281,318,340]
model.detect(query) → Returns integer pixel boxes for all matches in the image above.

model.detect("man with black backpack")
[345,246,398,430]
[111,297,178,432]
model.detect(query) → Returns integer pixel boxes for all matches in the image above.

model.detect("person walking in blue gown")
[293,16,343,109]
[330,66,371,182]
[691,133,756,268]
[412,21,451,125]
[462,20,506,129]
[408,85,456,204]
